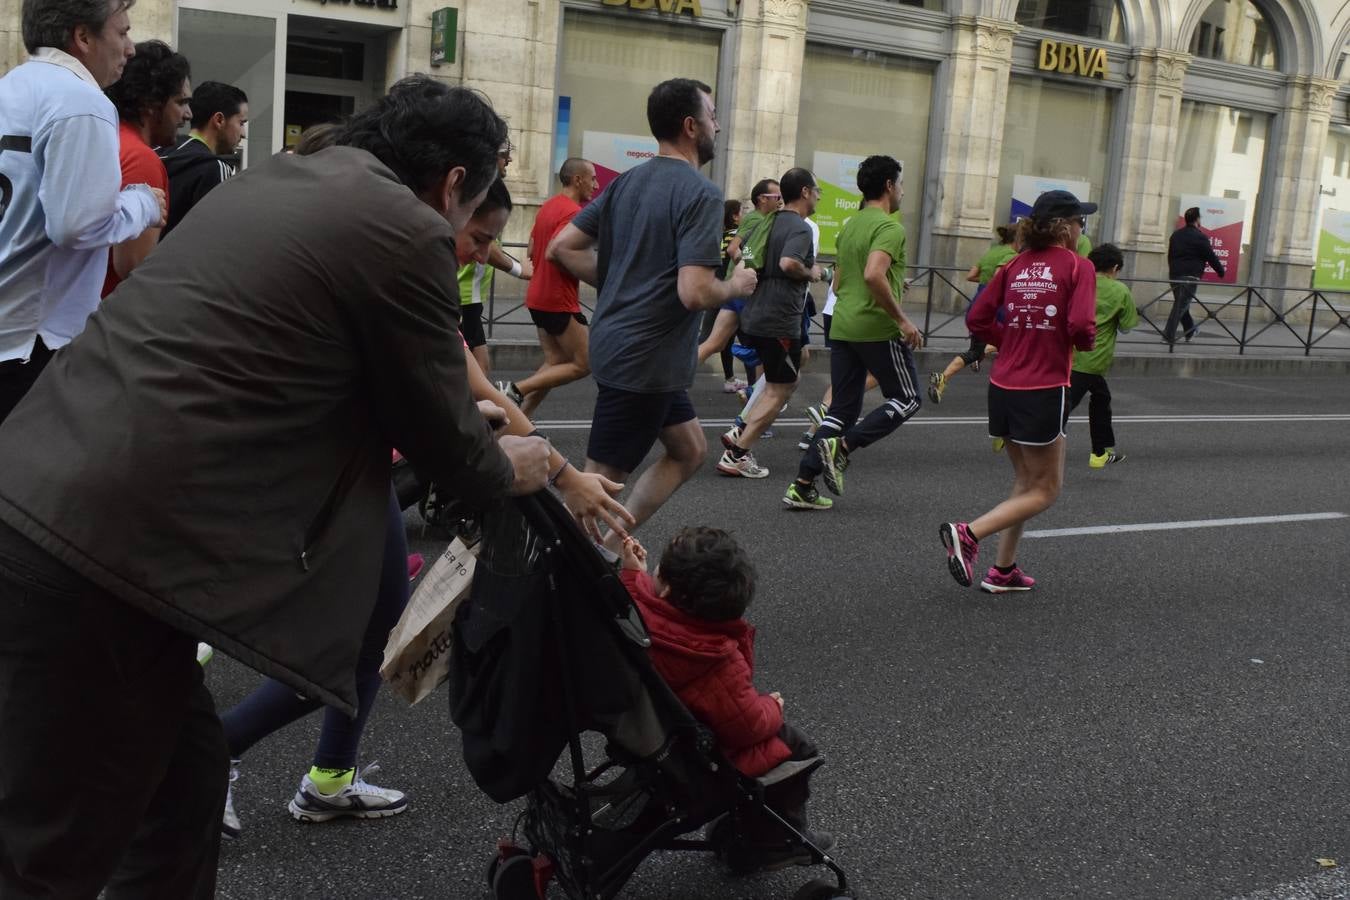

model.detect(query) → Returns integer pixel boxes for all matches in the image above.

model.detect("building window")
[794,46,935,254]
[1188,0,1278,70]
[555,10,720,187]
[1174,100,1271,282]
[893,0,943,8]
[995,76,1116,229]
[1015,0,1125,43]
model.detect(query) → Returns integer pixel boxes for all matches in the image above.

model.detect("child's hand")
[620,536,648,572]
[770,691,784,710]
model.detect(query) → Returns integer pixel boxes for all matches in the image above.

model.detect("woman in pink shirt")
[940,190,1097,593]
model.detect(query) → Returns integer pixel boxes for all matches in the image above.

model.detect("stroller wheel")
[792,877,852,900]
[485,843,529,889]
[491,854,541,900]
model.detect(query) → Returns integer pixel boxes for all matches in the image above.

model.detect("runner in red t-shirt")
[941,190,1097,594]
[102,41,192,298]
[497,158,599,416]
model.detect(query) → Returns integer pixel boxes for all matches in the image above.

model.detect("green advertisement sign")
[1314,209,1350,291]
[811,152,864,257]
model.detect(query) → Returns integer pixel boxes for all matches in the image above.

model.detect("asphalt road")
[210,365,1350,900]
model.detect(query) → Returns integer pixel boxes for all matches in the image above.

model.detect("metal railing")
[480,248,1350,357]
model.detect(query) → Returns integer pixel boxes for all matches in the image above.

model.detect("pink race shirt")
[968,246,1096,390]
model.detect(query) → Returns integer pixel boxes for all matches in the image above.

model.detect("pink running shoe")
[407,553,425,582]
[940,522,979,587]
[980,566,1036,594]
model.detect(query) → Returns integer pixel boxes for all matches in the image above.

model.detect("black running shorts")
[459,302,486,349]
[742,335,802,384]
[528,308,588,336]
[587,385,697,474]
[987,384,1066,446]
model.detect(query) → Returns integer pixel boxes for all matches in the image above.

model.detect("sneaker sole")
[940,523,974,587]
[817,440,845,497]
[288,799,408,823]
[805,407,825,429]
[782,496,832,511]
[717,462,769,479]
[221,822,241,839]
[979,580,1034,594]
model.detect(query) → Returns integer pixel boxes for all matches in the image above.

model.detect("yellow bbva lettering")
[1076,44,1091,75]
[674,0,702,13]
[1059,44,1078,74]
[1088,48,1108,78]
[1038,40,1058,72]
[655,0,674,9]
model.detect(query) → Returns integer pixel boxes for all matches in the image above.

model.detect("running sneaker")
[288,763,407,823]
[783,481,833,510]
[196,643,214,666]
[716,449,769,479]
[940,522,979,587]
[407,553,425,581]
[797,429,814,452]
[222,760,241,839]
[817,436,849,496]
[992,437,1006,453]
[980,566,1036,594]
[722,377,748,393]
[721,424,742,450]
[927,371,947,404]
[494,380,524,406]
[1089,449,1126,468]
[805,403,828,429]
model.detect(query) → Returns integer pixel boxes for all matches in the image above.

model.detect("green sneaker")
[783,481,832,510]
[817,436,849,496]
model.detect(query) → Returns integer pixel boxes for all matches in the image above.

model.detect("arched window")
[1015,0,1125,43]
[1188,0,1278,70]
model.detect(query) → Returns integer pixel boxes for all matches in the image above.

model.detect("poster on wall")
[1176,195,1243,285]
[552,96,571,178]
[1010,175,1092,222]
[1314,209,1350,291]
[580,131,659,193]
[811,152,880,256]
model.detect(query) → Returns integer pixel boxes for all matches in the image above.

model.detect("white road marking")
[527,413,1350,430]
[1025,512,1347,539]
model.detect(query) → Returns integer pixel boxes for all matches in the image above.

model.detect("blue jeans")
[1164,277,1200,342]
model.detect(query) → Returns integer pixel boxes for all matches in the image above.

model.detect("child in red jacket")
[618,527,830,871]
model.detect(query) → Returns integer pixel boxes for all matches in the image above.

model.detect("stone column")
[721,0,808,200]
[1111,49,1189,281]
[927,15,1020,279]
[1259,75,1339,295]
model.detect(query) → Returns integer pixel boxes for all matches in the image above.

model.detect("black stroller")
[448,491,852,900]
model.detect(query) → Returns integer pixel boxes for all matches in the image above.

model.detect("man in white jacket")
[0,0,166,423]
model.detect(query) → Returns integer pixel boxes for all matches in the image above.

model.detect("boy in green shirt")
[784,155,924,511]
[1064,242,1137,467]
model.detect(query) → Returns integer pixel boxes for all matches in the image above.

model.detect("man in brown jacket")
[0,76,548,897]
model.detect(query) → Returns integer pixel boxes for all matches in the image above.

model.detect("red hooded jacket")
[620,569,791,777]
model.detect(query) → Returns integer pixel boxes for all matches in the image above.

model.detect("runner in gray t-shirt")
[548,78,757,546]
[717,167,823,480]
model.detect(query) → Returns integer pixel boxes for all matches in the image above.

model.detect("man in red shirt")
[102,40,191,298]
[498,157,598,416]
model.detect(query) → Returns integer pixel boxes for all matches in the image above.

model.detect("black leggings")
[700,308,735,380]
[1064,370,1115,456]
[959,334,988,367]
[220,485,410,769]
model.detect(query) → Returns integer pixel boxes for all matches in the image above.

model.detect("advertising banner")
[1176,195,1244,284]
[580,130,659,193]
[1314,209,1350,292]
[1010,174,1092,222]
[811,152,870,257]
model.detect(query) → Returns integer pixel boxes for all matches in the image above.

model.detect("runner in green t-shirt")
[724,177,782,265]
[1064,242,1137,467]
[784,155,924,511]
[928,223,1018,405]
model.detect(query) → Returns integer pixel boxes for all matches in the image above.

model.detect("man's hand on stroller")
[499,435,551,495]
[555,468,636,544]
[619,535,647,572]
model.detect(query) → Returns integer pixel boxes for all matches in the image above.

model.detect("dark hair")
[1088,242,1125,273]
[994,224,1016,244]
[1017,216,1074,252]
[779,167,816,204]
[646,78,712,143]
[189,80,247,130]
[856,155,902,202]
[334,75,506,200]
[558,157,589,186]
[658,527,755,622]
[294,121,340,156]
[723,199,742,231]
[473,178,512,218]
[22,0,132,54]
[104,39,189,126]
[1184,206,1201,225]
[750,178,778,206]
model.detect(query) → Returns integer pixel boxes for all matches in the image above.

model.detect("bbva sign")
[1036,39,1109,79]
[602,0,703,15]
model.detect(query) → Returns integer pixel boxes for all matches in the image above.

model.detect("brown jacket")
[0,147,513,712]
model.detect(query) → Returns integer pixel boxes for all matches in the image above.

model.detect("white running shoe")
[222,760,241,838]
[196,643,214,666]
[716,449,769,479]
[721,424,742,450]
[288,763,408,823]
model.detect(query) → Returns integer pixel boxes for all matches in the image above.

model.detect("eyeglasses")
[1077,217,1088,227]
[761,193,781,200]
